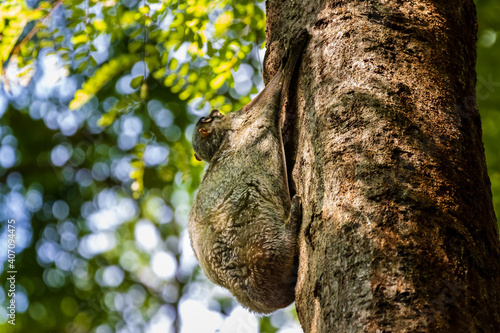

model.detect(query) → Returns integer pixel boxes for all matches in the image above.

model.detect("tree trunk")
[265,0,500,331]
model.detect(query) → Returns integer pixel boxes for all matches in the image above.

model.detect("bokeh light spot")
[151,251,177,280]
[51,144,72,166]
[52,200,70,220]
[0,145,16,168]
[135,220,160,252]
[29,302,47,321]
[61,297,78,317]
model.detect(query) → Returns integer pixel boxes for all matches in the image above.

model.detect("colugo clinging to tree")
[188,31,309,314]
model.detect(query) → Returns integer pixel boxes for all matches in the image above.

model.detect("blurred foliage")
[0,0,298,332]
[0,0,498,332]
[476,0,500,218]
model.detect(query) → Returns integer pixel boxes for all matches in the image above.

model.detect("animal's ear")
[199,128,211,138]
[210,109,223,118]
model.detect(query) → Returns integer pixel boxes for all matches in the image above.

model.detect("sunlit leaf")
[214,11,234,36]
[131,76,144,89]
[210,73,226,90]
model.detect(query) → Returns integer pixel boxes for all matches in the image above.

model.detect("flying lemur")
[189,32,309,314]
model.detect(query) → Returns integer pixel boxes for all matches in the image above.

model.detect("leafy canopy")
[1,0,265,197]
[0,0,280,332]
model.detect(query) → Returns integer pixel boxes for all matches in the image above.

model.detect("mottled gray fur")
[189,33,308,314]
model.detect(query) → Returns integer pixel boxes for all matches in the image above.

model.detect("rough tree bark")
[264,0,500,332]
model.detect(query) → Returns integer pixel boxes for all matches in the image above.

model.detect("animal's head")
[192,109,228,162]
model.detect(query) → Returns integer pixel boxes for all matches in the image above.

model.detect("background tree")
[0,0,499,332]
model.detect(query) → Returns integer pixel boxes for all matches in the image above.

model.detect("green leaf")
[153,68,166,79]
[164,73,177,87]
[130,76,144,89]
[207,41,214,57]
[169,58,178,70]
[74,51,87,60]
[210,73,226,90]
[128,41,143,53]
[75,61,87,73]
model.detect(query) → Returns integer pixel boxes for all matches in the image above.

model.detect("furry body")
[189,34,307,313]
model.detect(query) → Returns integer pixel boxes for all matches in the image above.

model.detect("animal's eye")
[201,117,213,123]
